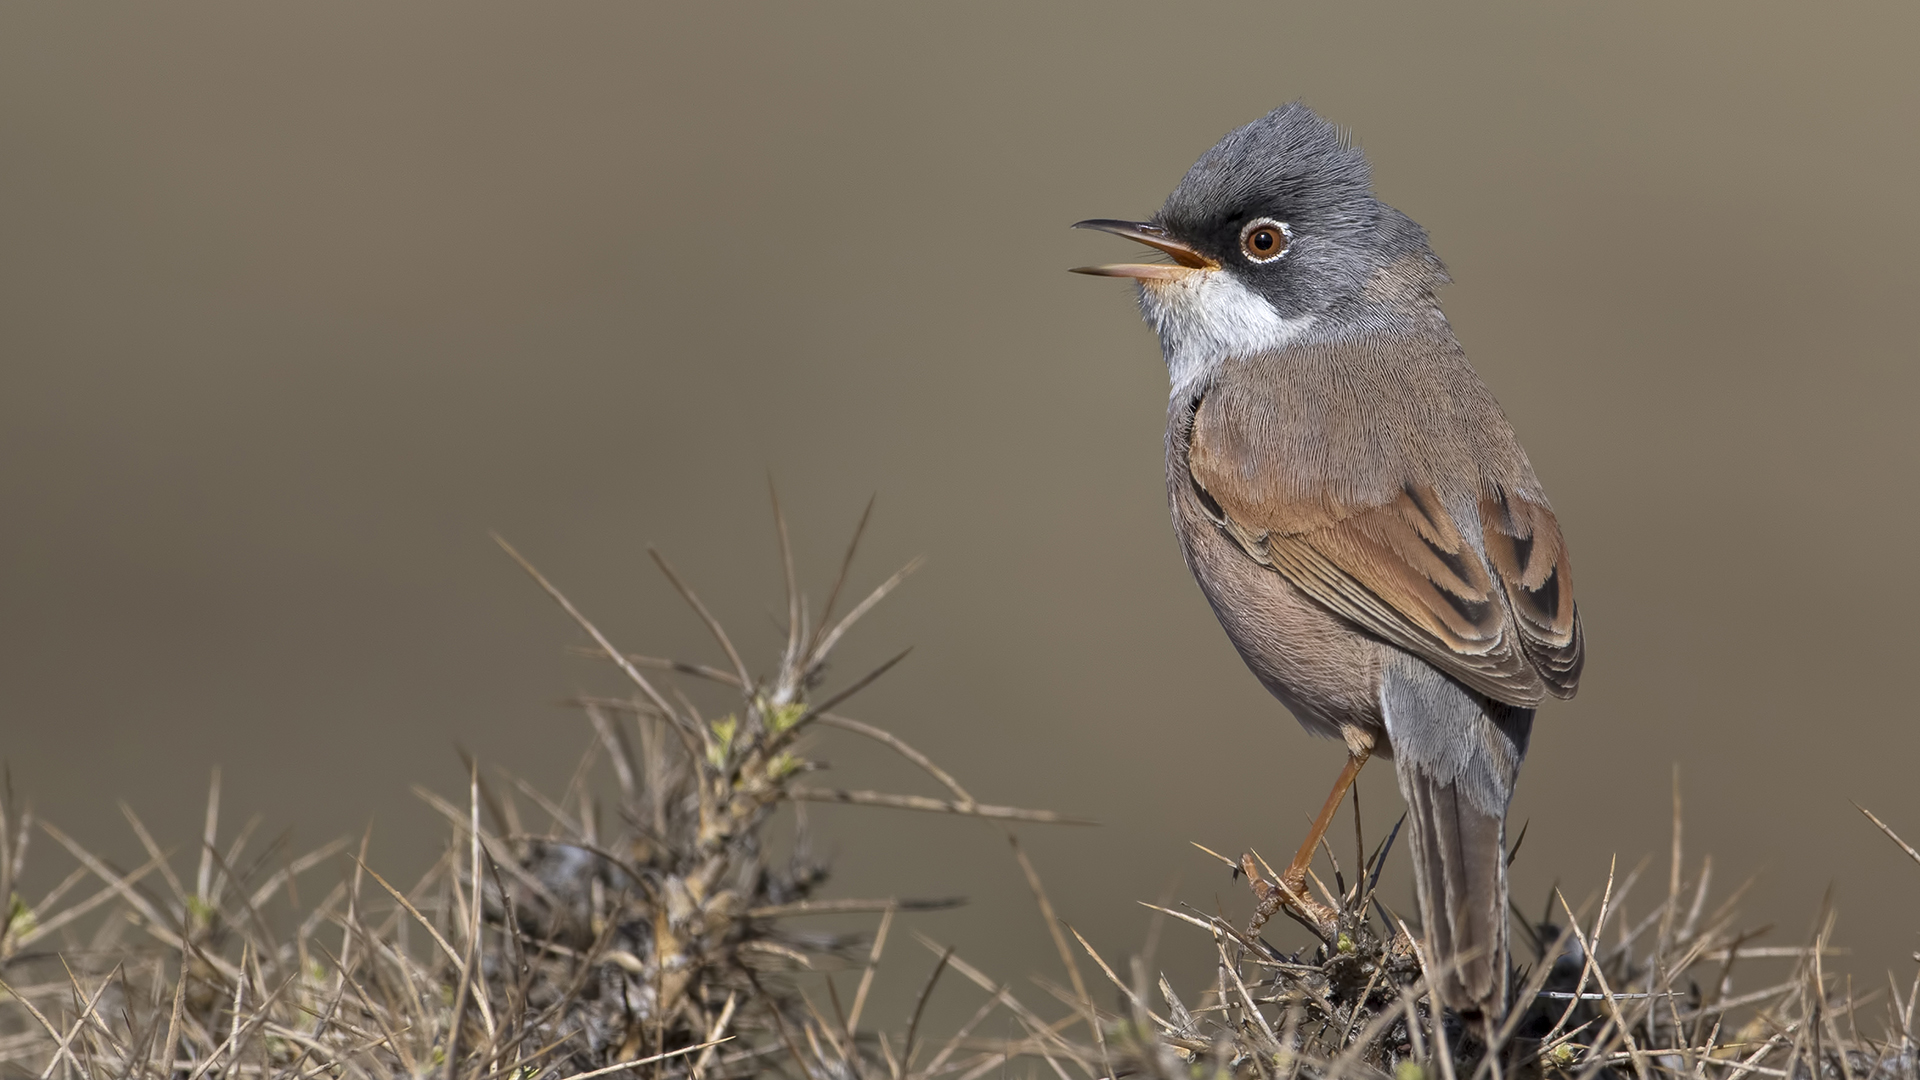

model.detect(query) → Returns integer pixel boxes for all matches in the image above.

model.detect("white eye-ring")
[1239,218,1292,263]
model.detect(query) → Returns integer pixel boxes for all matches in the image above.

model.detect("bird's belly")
[1168,472,1389,743]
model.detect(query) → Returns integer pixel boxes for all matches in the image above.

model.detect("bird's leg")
[1285,747,1370,893]
[1244,747,1371,942]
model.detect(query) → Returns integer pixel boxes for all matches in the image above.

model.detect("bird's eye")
[1239,218,1291,263]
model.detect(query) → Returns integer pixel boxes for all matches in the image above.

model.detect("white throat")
[1138,269,1315,397]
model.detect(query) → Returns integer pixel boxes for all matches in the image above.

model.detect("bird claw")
[1240,852,1339,943]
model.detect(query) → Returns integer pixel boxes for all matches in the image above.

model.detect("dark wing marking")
[1478,489,1582,697]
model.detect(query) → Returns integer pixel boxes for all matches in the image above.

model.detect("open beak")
[1069,219,1217,280]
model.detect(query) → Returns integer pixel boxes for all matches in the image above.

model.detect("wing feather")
[1188,392,1583,707]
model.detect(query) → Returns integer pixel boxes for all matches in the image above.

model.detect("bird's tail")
[1381,655,1534,1019]
[1401,763,1513,1015]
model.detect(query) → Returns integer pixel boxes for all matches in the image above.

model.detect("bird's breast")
[1162,407,1390,738]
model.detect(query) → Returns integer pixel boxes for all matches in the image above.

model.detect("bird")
[1070,102,1583,1019]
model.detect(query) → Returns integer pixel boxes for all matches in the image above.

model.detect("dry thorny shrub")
[1105,792,1920,1080]
[1,503,1918,1080]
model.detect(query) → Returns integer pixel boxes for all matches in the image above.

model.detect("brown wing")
[1478,487,1583,696]
[1189,405,1583,708]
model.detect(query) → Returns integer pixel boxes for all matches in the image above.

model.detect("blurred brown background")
[4,1,1917,1026]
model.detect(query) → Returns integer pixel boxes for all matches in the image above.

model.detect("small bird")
[1072,103,1582,1019]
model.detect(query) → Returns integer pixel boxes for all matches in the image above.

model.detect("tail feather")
[1381,653,1533,1019]
[1404,768,1510,1014]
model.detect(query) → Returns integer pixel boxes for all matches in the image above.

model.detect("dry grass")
[2,501,1916,1080]
[1110,788,1920,1080]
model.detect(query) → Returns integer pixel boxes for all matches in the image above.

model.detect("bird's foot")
[1240,853,1338,943]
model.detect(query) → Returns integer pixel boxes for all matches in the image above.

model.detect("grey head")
[1073,103,1443,393]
